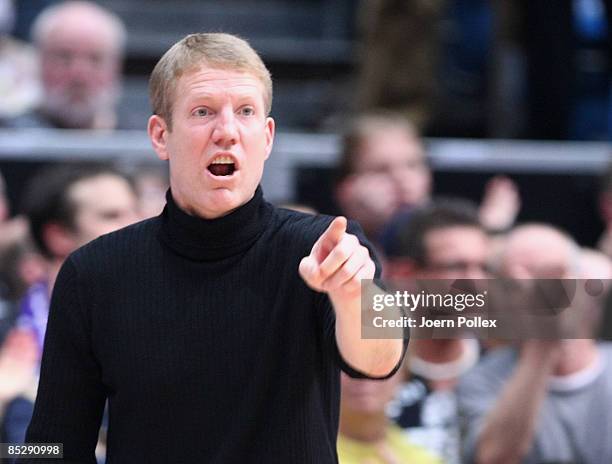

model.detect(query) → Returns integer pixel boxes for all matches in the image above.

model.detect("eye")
[238,106,255,116]
[192,107,211,117]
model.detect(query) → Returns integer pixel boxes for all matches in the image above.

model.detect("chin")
[205,190,245,216]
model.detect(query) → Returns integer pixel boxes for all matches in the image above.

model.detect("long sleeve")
[319,219,408,380]
[21,258,106,463]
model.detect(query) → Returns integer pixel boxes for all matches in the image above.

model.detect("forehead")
[356,127,424,168]
[425,226,488,261]
[43,11,117,54]
[505,238,571,268]
[175,66,265,102]
[68,175,133,210]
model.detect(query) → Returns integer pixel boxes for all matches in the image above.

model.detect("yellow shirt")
[338,425,442,464]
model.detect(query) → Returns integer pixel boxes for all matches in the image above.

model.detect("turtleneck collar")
[158,185,273,261]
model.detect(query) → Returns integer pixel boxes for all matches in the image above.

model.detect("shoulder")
[597,342,612,370]
[68,216,161,273]
[268,206,381,274]
[270,206,372,248]
[458,346,518,394]
[1,110,50,129]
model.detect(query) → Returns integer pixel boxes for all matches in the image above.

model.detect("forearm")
[475,343,557,464]
[332,288,404,377]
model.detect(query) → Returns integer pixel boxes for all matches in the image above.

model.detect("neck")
[340,411,388,443]
[553,339,598,376]
[159,186,272,261]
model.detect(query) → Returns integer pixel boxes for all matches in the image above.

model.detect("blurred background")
[2,1,612,462]
[1,0,611,245]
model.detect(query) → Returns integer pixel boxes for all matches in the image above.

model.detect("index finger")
[316,216,347,247]
[311,216,348,263]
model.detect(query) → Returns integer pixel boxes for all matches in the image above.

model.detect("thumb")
[299,255,323,289]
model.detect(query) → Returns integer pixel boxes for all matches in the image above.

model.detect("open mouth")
[207,155,236,177]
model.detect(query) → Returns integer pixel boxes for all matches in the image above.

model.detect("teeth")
[211,156,234,165]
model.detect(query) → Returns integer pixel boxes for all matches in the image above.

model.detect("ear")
[43,223,78,259]
[263,117,275,160]
[148,115,170,161]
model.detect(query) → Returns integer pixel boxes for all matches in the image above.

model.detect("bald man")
[4,1,127,129]
[458,224,612,464]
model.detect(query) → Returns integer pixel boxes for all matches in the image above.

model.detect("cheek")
[93,67,118,86]
[42,66,66,87]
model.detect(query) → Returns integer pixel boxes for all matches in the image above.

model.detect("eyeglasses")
[426,260,495,275]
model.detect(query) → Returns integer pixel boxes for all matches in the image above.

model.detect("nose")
[212,107,239,148]
[65,54,95,80]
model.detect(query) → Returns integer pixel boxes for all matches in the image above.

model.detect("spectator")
[355,0,445,131]
[17,163,138,359]
[3,1,127,130]
[458,225,612,464]
[335,112,431,242]
[0,0,41,123]
[338,370,440,464]
[384,198,489,464]
[0,328,37,440]
[129,163,169,220]
[597,161,612,258]
[0,170,30,253]
[2,164,137,453]
[0,170,45,342]
[335,112,520,246]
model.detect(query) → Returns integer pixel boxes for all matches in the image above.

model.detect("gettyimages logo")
[361,278,609,339]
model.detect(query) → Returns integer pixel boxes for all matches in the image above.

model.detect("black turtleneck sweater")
[24,187,401,463]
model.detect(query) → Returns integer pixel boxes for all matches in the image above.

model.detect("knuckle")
[338,266,353,282]
[335,246,350,262]
[359,245,370,259]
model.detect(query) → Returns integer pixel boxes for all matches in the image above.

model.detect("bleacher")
[2,0,611,245]
[0,128,609,246]
[97,0,358,130]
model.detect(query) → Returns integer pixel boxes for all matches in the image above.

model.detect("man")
[0,328,37,421]
[3,1,127,130]
[0,0,40,123]
[334,112,520,245]
[458,225,612,464]
[0,328,37,445]
[24,33,404,462]
[597,161,612,258]
[334,112,432,241]
[0,164,136,450]
[17,163,139,358]
[383,199,489,464]
[338,370,439,464]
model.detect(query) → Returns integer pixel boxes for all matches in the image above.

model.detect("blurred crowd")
[1,1,612,464]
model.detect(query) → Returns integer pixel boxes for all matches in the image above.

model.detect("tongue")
[208,164,234,176]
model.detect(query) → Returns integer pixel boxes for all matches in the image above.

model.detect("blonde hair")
[149,33,273,130]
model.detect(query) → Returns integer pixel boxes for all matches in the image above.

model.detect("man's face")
[68,174,139,247]
[340,372,402,414]
[148,66,275,219]
[501,231,573,279]
[422,226,490,279]
[355,127,431,208]
[40,15,120,127]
